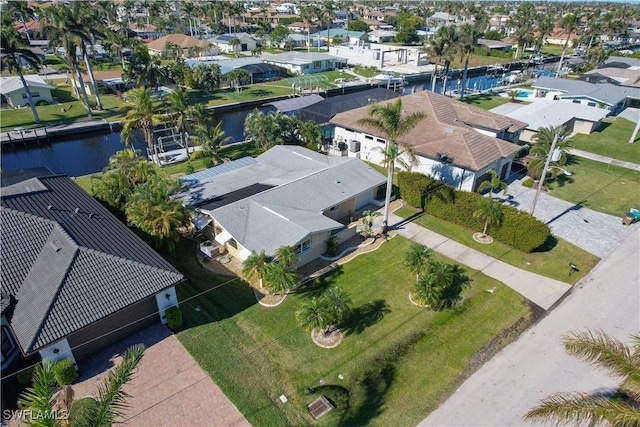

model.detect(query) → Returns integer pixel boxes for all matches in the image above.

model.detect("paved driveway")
[73,324,249,427]
[498,175,636,258]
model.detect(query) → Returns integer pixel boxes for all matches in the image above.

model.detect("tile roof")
[146,34,209,51]
[330,92,525,171]
[1,174,184,354]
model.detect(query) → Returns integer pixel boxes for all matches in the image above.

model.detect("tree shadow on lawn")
[295,266,344,298]
[531,234,559,253]
[340,299,391,336]
[247,89,274,97]
[337,361,396,426]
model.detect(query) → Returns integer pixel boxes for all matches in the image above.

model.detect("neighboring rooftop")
[1,171,184,354]
[532,77,638,106]
[490,100,609,131]
[0,75,54,95]
[330,92,526,171]
[298,88,399,124]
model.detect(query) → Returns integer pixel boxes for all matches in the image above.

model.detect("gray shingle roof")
[532,77,637,106]
[1,174,184,354]
[179,146,386,256]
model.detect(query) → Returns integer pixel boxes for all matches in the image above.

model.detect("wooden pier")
[1,119,114,147]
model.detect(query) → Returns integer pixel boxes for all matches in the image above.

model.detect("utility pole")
[529,132,559,216]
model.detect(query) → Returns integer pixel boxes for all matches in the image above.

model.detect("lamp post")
[529,132,559,216]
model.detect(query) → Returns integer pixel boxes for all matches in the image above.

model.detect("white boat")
[149,145,203,166]
[371,71,405,85]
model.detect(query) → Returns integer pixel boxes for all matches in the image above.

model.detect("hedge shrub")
[395,170,551,252]
[53,359,78,386]
[165,305,183,331]
[522,177,534,187]
[17,366,35,385]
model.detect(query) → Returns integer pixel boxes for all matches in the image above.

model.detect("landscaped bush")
[35,100,49,106]
[185,163,195,174]
[522,177,534,187]
[69,396,98,426]
[53,358,78,386]
[397,172,454,210]
[165,305,183,331]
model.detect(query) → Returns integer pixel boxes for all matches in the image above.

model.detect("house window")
[1,326,17,365]
[314,61,321,69]
[303,64,309,69]
[587,102,596,107]
[365,135,374,140]
[573,100,581,104]
[22,92,40,99]
[326,60,332,67]
[296,238,312,254]
[376,138,385,144]
[329,204,340,213]
[228,239,238,249]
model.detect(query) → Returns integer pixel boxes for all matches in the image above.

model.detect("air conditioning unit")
[349,140,361,153]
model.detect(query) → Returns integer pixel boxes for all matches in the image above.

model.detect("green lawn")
[462,94,511,110]
[172,236,531,426]
[570,118,640,163]
[395,206,599,284]
[544,157,640,217]
[352,66,379,78]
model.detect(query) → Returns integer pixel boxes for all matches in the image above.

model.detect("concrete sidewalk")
[388,211,571,310]
[567,147,640,171]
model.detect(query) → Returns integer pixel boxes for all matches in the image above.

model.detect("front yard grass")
[570,118,640,163]
[171,236,532,426]
[395,206,599,284]
[545,157,640,217]
[462,94,511,110]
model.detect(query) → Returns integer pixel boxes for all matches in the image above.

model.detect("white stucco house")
[329,92,527,192]
[208,33,258,54]
[0,75,54,107]
[262,52,344,74]
[176,146,386,267]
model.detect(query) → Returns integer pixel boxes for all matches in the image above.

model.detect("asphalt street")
[420,227,640,426]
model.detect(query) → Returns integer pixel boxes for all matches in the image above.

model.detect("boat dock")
[1,119,119,147]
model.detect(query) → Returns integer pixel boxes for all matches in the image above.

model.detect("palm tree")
[274,245,300,268]
[527,125,571,180]
[19,345,145,427]
[404,244,433,281]
[299,120,322,149]
[125,176,190,251]
[434,25,458,95]
[38,4,93,117]
[457,23,482,101]
[296,297,331,333]
[227,68,251,94]
[534,13,555,53]
[425,31,447,92]
[473,197,503,238]
[189,122,232,164]
[74,4,106,111]
[229,38,241,57]
[508,89,519,102]
[106,30,133,69]
[320,1,337,49]
[300,5,320,52]
[6,1,36,41]
[525,330,640,426]
[556,12,581,75]
[263,262,297,295]
[121,88,164,165]
[322,286,352,331]
[414,272,442,309]
[357,98,426,233]
[166,86,192,158]
[242,250,269,288]
[477,170,508,199]
[0,24,42,124]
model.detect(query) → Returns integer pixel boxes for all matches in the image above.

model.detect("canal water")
[1,66,555,177]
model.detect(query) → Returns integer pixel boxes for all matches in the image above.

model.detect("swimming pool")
[515,89,535,99]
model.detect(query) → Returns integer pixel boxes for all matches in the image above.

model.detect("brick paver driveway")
[73,324,249,427]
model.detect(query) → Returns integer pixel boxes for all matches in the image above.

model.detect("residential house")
[477,39,512,53]
[146,34,215,58]
[581,67,640,88]
[329,92,527,191]
[186,57,288,84]
[287,21,315,33]
[208,33,258,55]
[368,30,397,43]
[0,75,54,108]
[532,77,640,112]
[75,70,133,96]
[176,146,386,267]
[540,27,580,46]
[309,29,368,45]
[128,23,164,41]
[0,169,185,371]
[491,100,609,143]
[262,52,343,74]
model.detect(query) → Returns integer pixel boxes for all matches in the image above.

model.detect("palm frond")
[524,391,640,427]
[91,344,145,427]
[563,330,640,389]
